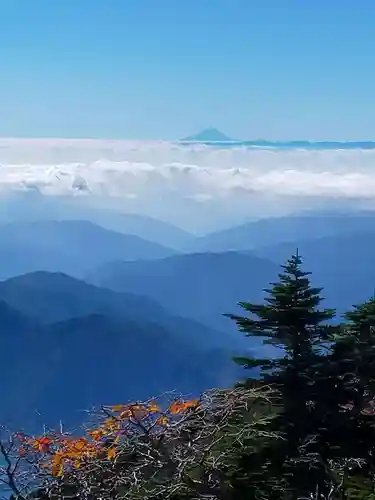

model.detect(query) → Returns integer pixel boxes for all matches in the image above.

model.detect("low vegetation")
[3,252,375,499]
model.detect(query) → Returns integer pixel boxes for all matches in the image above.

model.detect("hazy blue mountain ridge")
[2,212,375,433]
[252,230,375,317]
[190,211,375,253]
[87,252,279,336]
[0,220,176,280]
[0,273,244,431]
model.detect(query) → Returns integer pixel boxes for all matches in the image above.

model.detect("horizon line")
[0,136,374,143]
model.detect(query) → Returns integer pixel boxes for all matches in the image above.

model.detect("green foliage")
[317,297,375,498]
[336,296,375,409]
[344,475,375,500]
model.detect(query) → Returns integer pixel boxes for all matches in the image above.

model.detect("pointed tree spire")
[226,252,334,359]
[226,252,336,497]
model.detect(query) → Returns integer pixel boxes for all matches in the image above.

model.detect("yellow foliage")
[148,401,161,413]
[111,404,125,412]
[107,447,116,460]
[16,397,200,480]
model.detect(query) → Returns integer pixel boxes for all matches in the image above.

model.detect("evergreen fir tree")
[226,251,337,498]
[322,296,375,495]
[340,296,375,413]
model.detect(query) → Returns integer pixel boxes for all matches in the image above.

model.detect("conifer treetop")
[226,252,335,353]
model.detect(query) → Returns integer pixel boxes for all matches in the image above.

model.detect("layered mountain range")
[2,209,375,432]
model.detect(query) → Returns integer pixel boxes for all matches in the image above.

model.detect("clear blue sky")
[0,0,374,140]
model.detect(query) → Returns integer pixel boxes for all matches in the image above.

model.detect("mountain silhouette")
[0,220,176,280]
[190,211,375,253]
[0,271,243,430]
[87,251,279,339]
[181,127,233,142]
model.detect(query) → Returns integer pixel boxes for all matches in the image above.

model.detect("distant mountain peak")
[181,128,233,142]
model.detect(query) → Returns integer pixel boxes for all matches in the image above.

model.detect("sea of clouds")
[0,138,374,233]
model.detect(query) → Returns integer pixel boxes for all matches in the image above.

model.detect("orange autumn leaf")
[168,398,199,415]
[89,429,104,441]
[51,454,65,477]
[73,438,87,450]
[148,401,161,413]
[169,401,185,415]
[185,399,199,409]
[17,396,203,480]
[33,436,52,452]
[107,447,116,460]
[180,400,199,412]
[156,415,168,425]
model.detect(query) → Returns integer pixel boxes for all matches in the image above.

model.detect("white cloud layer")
[0,138,375,232]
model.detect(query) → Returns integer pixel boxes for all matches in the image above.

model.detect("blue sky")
[0,0,374,140]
